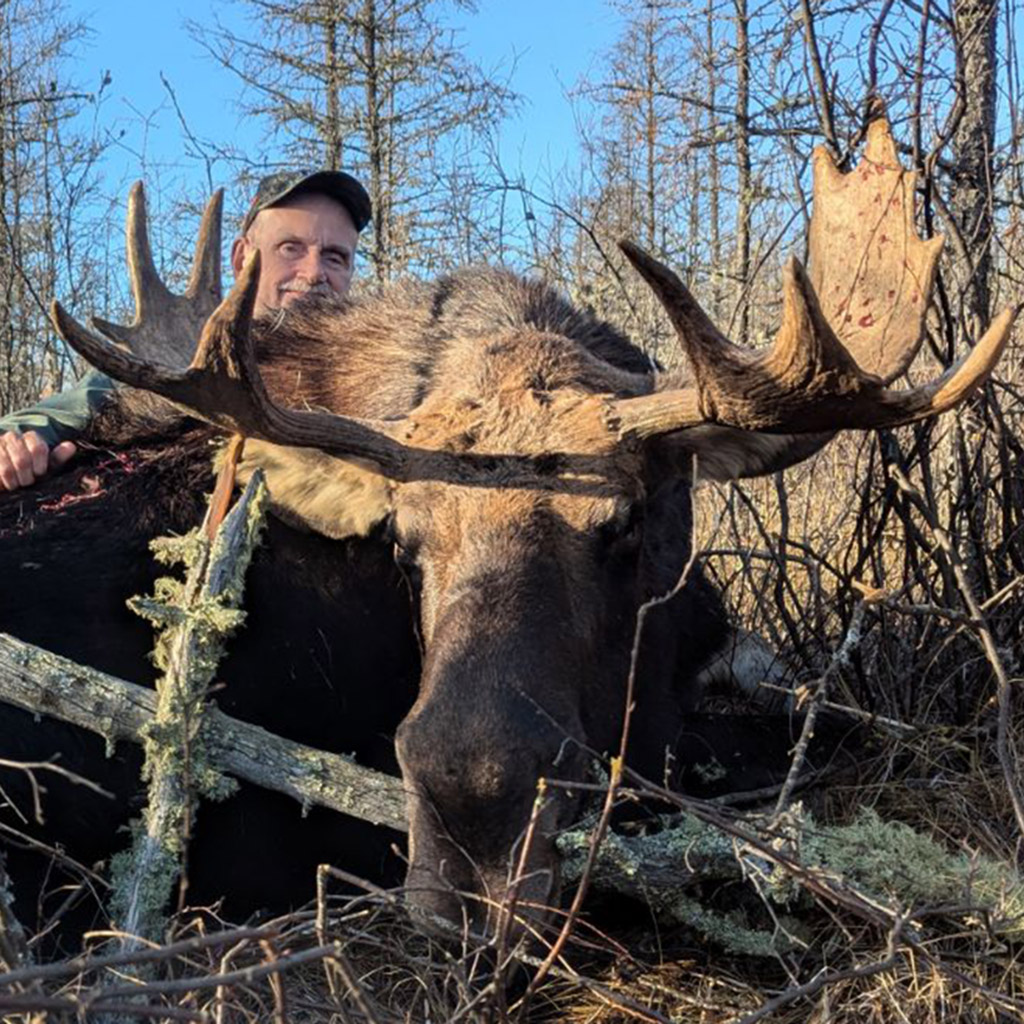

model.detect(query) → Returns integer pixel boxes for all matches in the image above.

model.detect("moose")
[0,116,1013,943]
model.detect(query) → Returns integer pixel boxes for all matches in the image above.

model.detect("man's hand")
[0,431,77,491]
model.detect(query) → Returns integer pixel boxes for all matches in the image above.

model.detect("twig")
[799,0,840,158]
[0,993,209,1020]
[735,949,903,1023]
[0,820,109,889]
[322,948,387,1024]
[755,682,917,737]
[773,602,867,819]
[0,925,274,989]
[493,776,549,1001]
[522,485,706,1007]
[89,942,364,1003]
[0,758,112,825]
[258,936,287,1024]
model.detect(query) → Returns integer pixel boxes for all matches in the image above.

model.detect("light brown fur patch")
[219,440,393,539]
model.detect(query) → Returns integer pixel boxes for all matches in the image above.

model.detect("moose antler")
[51,253,411,475]
[612,116,1015,439]
[50,117,1013,479]
[69,182,225,369]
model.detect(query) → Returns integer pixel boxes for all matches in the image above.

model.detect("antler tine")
[185,188,224,305]
[868,305,1016,426]
[52,302,188,395]
[611,247,860,436]
[611,239,1016,439]
[125,181,173,317]
[617,240,750,396]
[51,253,410,477]
[90,182,225,368]
[618,241,867,398]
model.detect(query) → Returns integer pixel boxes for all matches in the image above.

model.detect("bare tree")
[0,0,108,415]
[732,0,751,344]
[190,0,516,284]
[950,0,999,334]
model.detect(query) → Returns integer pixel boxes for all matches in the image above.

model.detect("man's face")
[231,192,360,314]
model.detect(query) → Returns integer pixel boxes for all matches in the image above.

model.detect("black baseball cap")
[242,169,372,233]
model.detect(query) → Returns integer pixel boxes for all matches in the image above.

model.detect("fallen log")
[7,625,1023,963]
[558,802,1024,955]
[0,632,407,834]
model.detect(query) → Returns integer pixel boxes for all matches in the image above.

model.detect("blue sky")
[66,1,625,195]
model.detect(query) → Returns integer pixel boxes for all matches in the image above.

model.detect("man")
[0,169,371,491]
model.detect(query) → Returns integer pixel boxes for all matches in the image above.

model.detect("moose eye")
[393,540,418,572]
[602,504,644,552]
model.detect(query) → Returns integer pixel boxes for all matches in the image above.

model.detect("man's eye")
[325,251,350,268]
[279,242,304,258]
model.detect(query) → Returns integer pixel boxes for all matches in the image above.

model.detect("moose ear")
[221,440,394,539]
[653,426,836,484]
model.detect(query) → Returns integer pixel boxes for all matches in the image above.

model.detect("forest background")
[2,1,1024,1018]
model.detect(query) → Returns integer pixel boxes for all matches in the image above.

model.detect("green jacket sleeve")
[0,369,116,447]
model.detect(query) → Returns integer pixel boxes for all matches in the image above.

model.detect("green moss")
[806,808,1024,936]
[558,803,1024,955]
[109,826,180,927]
[150,529,207,569]
[662,893,784,957]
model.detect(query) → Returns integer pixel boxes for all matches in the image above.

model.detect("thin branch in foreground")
[772,601,867,819]
[522,478,708,1009]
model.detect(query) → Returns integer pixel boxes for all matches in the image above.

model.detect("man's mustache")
[280,280,333,296]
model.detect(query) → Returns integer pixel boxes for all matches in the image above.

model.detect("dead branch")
[522,489,706,1004]
[558,793,1024,958]
[0,993,209,1021]
[772,601,867,818]
[0,925,273,990]
[734,946,904,1023]
[113,473,268,947]
[0,855,30,974]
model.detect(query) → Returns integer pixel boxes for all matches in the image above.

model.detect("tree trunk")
[324,4,342,170]
[642,8,657,252]
[951,0,998,334]
[733,0,751,344]
[949,0,999,601]
[361,0,388,286]
[707,0,722,318]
